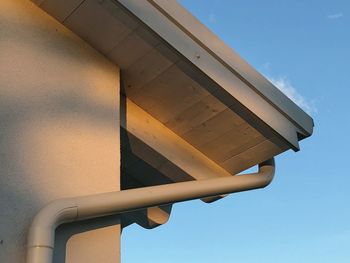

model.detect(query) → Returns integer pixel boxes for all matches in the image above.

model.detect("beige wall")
[0,0,121,262]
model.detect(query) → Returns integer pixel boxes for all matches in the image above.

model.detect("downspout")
[27,158,275,263]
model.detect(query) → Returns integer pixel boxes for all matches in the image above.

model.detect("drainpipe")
[27,158,275,263]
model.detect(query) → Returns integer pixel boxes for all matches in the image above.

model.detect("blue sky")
[122,1,350,262]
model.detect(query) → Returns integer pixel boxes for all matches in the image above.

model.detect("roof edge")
[148,0,314,138]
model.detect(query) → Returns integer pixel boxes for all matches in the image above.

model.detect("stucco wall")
[0,0,121,262]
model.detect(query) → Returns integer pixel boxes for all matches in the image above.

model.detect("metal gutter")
[27,158,275,263]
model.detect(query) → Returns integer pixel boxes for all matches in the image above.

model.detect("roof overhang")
[32,0,314,181]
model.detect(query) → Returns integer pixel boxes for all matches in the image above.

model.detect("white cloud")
[327,13,343,19]
[267,76,317,115]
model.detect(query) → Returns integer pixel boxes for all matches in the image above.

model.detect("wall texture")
[0,0,121,262]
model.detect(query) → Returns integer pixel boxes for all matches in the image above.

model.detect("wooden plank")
[100,0,139,30]
[199,124,266,164]
[124,160,172,186]
[31,0,45,5]
[121,131,193,185]
[181,108,245,149]
[64,0,137,54]
[176,60,219,94]
[157,160,193,183]
[122,131,168,171]
[108,27,159,69]
[40,0,84,22]
[220,139,286,174]
[130,63,209,124]
[122,128,192,184]
[123,45,179,97]
[165,93,227,135]
[123,97,233,180]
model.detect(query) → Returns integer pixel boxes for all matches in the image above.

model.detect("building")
[0,1,313,262]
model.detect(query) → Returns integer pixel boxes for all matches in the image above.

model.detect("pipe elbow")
[202,158,275,203]
[27,198,78,249]
[257,158,275,187]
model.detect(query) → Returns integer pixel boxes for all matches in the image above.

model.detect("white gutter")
[27,158,275,263]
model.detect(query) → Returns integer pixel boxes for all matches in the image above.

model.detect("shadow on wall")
[0,1,121,261]
[0,88,120,262]
[54,215,121,263]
